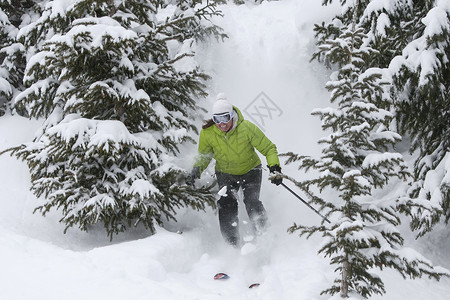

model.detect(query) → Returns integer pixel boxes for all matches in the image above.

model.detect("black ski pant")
[216,165,268,246]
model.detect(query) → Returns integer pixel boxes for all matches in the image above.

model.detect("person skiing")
[187,93,282,247]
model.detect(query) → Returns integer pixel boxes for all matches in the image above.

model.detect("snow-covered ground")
[1,1,449,299]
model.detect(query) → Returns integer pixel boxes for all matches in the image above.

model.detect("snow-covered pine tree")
[13,0,224,239]
[283,24,448,298]
[0,3,14,115]
[318,0,450,240]
[315,0,411,69]
[0,0,34,116]
[389,0,450,238]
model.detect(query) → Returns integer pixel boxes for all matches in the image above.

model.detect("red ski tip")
[214,273,230,280]
[249,283,260,289]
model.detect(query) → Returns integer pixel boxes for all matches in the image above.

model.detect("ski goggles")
[212,112,233,124]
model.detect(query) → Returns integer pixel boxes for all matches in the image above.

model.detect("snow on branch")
[362,153,403,168]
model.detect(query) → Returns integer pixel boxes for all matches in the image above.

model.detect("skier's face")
[216,120,233,132]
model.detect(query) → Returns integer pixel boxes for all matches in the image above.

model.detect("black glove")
[186,167,200,186]
[268,164,283,186]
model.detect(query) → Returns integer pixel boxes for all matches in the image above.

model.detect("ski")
[213,273,260,289]
[213,273,230,280]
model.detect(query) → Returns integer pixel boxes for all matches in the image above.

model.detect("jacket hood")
[233,106,244,124]
[229,106,244,132]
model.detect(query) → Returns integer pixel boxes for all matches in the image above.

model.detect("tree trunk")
[341,254,350,298]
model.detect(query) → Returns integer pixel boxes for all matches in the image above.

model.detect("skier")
[187,93,282,247]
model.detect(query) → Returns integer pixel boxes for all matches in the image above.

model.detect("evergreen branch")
[0,145,22,156]
[279,151,306,164]
[153,52,193,76]
[281,173,335,217]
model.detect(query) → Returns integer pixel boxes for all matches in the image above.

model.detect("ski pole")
[280,182,331,224]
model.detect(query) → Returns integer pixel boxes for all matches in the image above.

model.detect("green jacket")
[194,106,280,175]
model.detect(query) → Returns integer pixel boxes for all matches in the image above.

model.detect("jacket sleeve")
[246,121,280,167]
[193,129,214,174]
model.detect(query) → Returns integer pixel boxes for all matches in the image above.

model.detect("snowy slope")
[1,1,450,299]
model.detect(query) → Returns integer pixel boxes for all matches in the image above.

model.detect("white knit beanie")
[212,93,233,115]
